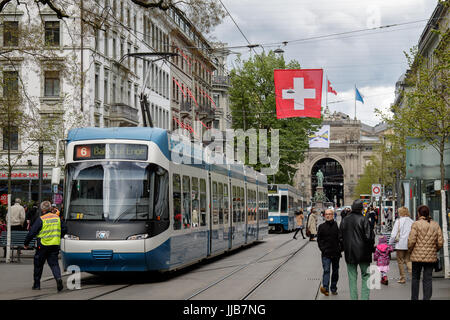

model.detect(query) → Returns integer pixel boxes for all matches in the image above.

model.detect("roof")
[67,127,170,159]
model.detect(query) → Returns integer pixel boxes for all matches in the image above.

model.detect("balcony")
[180,100,191,117]
[198,105,215,121]
[212,75,230,87]
[109,103,139,127]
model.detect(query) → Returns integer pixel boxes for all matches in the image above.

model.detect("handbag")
[434,257,443,272]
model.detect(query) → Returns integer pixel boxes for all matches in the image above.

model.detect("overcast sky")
[211,0,438,126]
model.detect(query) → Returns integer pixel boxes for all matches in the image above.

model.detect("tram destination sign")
[74,144,148,161]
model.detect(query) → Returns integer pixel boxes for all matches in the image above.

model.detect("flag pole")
[326,76,328,109]
[354,85,357,120]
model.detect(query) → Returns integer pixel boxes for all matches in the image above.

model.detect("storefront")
[0,168,62,206]
[404,138,450,277]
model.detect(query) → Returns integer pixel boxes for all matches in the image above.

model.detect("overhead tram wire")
[86,1,434,57]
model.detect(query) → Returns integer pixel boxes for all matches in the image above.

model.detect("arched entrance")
[311,158,344,207]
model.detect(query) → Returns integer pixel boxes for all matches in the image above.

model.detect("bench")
[0,231,37,262]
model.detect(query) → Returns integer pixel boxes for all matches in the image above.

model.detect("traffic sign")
[372,184,381,197]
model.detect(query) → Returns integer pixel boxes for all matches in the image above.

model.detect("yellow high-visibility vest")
[37,213,61,246]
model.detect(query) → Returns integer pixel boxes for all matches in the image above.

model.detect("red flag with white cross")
[274,69,323,119]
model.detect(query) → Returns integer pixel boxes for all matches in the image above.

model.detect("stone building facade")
[293,109,387,206]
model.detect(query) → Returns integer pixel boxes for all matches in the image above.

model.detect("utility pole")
[80,0,84,112]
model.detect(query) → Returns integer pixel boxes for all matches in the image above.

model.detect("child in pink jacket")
[374,236,394,285]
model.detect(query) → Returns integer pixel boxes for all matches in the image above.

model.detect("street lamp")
[38,141,43,213]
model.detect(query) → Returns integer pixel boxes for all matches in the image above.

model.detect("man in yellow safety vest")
[24,200,67,291]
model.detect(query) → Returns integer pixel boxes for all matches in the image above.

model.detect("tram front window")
[65,161,168,222]
[269,195,279,212]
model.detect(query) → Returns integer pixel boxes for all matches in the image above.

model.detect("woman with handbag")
[408,205,444,300]
[388,207,414,283]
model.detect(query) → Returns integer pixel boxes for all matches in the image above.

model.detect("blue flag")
[355,87,364,104]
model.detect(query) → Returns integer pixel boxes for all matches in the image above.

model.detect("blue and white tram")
[60,127,268,272]
[268,184,302,233]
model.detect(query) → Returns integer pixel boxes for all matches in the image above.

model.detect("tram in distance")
[268,184,303,233]
[59,127,269,272]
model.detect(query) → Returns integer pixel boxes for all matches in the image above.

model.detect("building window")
[127,82,131,105]
[44,71,60,97]
[104,69,109,104]
[112,33,117,59]
[2,127,18,151]
[112,75,117,103]
[45,21,60,46]
[3,71,18,99]
[3,21,18,47]
[94,65,100,100]
[104,30,109,57]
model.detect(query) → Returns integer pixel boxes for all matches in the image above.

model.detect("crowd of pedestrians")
[307,199,444,300]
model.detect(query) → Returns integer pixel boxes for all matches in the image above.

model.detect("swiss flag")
[274,69,323,119]
[327,80,337,95]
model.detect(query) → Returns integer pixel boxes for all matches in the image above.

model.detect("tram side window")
[224,184,229,226]
[289,196,293,213]
[192,177,199,227]
[173,174,181,230]
[182,176,191,228]
[152,165,169,221]
[265,192,268,219]
[247,189,253,222]
[200,178,207,226]
[212,181,218,225]
[232,186,237,223]
[218,183,224,224]
[280,195,288,213]
[240,187,245,222]
[252,190,256,221]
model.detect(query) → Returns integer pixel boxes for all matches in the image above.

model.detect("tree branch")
[35,0,69,19]
[130,0,171,10]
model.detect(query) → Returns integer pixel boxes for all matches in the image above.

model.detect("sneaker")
[320,286,329,296]
[32,283,40,290]
[293,236,297,240]
[56,279,63,292]
[331,291,338,295]
[397,279,406,284]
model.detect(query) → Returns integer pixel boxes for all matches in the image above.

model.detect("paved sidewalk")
[315,249,450,300]
[1,236,449,300]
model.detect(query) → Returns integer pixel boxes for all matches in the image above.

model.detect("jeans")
[346,262,370,300]
[321,256,340,293]
[293,227,305,238]
[411,262,434,300]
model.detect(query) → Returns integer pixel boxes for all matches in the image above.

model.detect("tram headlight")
[64,234,79,240]
[269,217,274,222]
[127,233,149,240]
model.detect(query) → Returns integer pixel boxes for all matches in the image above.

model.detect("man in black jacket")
[340,199,375,300]
[317,208,343,296]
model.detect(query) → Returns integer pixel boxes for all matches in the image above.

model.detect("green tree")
[378,26,449,277]
[229,51,322,185]
[353,132,406,199]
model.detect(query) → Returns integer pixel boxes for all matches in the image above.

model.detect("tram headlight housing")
[269,217,274,222]
[127,233,149,240]
[64,234,79,240]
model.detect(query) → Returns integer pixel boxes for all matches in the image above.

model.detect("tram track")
[241,240,310,300]
[185,238,308,300]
